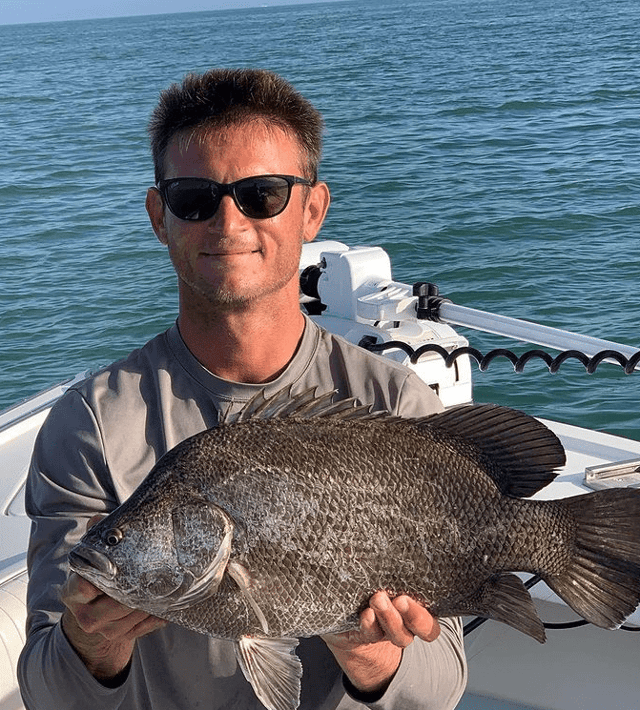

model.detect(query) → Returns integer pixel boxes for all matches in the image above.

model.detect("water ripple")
[1,0,639,437]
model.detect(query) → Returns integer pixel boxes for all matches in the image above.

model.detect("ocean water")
[1,0,639,439]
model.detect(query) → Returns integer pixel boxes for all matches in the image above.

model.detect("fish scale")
[69,388,640,710]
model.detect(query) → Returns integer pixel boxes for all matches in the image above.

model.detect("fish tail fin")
[545,488,640,629]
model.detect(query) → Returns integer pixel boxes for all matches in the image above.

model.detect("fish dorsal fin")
[422,403,566,497]
[219,386,378,427]
[235,636,301,710]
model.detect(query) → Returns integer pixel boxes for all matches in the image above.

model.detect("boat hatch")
[584,459,640,491]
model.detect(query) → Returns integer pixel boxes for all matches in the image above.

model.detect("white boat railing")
[434,301,640,372]
[299,241,640,375]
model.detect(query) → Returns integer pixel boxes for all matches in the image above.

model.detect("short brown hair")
[148,68,324,183]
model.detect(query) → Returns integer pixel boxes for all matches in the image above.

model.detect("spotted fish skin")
[69,389,640,710]
[150,414,558,640]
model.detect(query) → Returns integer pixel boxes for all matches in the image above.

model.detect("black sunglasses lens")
[160,176,301,221]
[234,177,291,218]
[164,179,219,221]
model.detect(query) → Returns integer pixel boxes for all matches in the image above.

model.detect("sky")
[0,0,345,26]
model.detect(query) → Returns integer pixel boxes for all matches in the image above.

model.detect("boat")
[2,240,639,710]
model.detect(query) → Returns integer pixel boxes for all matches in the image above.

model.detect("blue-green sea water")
[1,0,639,439]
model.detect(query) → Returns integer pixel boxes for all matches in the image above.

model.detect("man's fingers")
[357,605,385,643]
[367,592,441,647]
[62,572,165,639]
[369,592,415,647]
[62,572,104,606]
[323,591,441,654]
[69,593,135,635]
[392,595,440,643]
[99,608,166,642]
[126,613,169,641]
[66,587,166,640]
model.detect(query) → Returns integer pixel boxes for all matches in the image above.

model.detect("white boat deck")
[462,420,640,710]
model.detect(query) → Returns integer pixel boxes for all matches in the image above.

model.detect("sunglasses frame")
[156,174,313,221]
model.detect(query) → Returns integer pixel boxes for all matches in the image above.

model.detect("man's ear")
[303,181,331,244]
[146,187,168,245]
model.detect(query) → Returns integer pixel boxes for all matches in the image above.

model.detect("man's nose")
[206,194,248,231]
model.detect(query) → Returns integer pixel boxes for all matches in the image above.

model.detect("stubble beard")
[180,245,304,315]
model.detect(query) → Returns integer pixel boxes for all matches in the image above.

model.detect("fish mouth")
[69,545,118,580]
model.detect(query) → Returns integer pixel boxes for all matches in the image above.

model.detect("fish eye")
[103,528,124,546]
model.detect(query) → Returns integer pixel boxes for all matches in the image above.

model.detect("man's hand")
[60,516,167,684]
[61,572,167,684]
[323,591,440,695]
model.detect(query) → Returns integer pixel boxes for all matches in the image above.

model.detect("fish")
[69,387,640,710]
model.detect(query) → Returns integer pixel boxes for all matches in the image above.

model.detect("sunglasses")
[156,174,313,221]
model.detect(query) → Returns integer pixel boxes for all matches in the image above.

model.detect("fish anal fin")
[235,636,302,710]
[423,404,566,497]
[452,572,546,643]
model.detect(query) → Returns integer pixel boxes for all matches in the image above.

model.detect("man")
[18,68,467,709]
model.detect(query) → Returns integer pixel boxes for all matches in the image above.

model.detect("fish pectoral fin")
[228,561,270,635]
[456,572,546,643]
[235,636,302,710]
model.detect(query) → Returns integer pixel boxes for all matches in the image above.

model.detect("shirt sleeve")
[360,618,467,710]
[338,622,467,710]
[394,370,445,418]
[17,389,128,710]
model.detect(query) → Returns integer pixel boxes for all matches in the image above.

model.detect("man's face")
[147,122,329,311]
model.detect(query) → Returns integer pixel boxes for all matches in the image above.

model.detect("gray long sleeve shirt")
[18,317,467,710]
